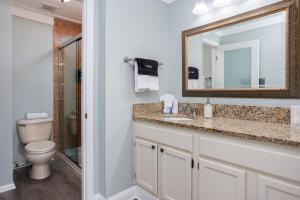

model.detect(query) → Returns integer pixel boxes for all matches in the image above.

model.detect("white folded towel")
[160,94,175,114]
[25,112,49,120]
[135,62,159,93]
[188,80,199,89]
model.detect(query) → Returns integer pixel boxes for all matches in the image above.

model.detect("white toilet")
[17,117,56,180]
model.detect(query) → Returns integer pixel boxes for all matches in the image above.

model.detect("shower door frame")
[57,34,82,168]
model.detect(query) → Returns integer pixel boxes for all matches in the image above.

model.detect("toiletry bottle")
[204,98,213,118]
[172,99,178,114]
[167,106,172,114]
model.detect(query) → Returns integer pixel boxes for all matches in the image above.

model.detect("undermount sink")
[162,117,193,121]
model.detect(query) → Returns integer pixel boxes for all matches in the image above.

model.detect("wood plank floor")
[0,157,81,200]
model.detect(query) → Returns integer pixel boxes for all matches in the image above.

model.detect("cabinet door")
[135,139,158,195]
[258,175,300,200]
[159,146,192,200]
[198,158,246,200]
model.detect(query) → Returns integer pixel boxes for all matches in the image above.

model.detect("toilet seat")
[25,141,56,154]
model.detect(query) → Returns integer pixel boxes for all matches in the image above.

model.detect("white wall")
[12,16,53,164]
[104,0,169,196]
[0,0,14,188]
[168,0,300,106]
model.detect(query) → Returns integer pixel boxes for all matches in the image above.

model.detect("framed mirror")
[182,0,300,98]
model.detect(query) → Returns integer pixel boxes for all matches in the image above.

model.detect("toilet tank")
[17,118,53,144]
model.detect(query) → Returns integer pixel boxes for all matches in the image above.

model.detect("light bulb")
[193,2,209,15]
[213,0,232,7]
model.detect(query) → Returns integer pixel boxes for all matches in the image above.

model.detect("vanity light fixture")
[193,1,209,15]
[212,0,232,7]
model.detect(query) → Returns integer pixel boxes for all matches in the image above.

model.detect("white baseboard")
[107,186,136,200]
[0,183,16,194]
[94,185,159,200]
[134,186,159,200]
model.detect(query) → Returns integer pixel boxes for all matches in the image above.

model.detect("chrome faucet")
[183,104,196,119]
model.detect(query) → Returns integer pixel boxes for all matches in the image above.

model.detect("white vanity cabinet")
[159,145,192,200]
[134,122,193,200]
[134,121,300,200]
[198,157,246,200]
[135,139,192,200]
[196,134,300,200]
[257,175,300,200]
[135,139,158,195]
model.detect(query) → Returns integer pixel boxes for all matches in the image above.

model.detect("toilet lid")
[25,141,56,153]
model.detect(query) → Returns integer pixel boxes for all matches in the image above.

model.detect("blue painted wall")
[0,0,14,188]
[221,24,285,88]
[12,16,53,164]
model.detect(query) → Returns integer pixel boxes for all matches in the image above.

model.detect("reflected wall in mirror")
[182,0,300,98]
[187,12,285,90]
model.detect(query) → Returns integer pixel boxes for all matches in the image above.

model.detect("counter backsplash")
[133,102,290,124]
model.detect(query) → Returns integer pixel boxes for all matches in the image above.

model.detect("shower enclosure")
[57,35,82,168]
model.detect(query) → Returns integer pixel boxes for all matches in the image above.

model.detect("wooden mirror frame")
[182,0,300,98]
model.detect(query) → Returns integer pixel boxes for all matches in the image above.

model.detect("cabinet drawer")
[198,134,300,183]
[134,121,193,152]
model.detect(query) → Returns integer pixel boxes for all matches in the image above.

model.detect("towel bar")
[124,57,163,67]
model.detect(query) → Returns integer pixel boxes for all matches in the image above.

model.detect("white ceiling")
[12,0,82,23]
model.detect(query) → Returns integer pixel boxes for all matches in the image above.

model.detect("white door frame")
[202,40,219,89]
[217,40,260,88]
[82,0,95,199]
[211,48,218,88]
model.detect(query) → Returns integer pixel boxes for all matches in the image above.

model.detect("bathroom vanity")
[133,103,300,200]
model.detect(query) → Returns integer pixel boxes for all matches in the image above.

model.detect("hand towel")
[188,67,200,89]
[135,61,159,93]
[188,80,199,89]
[135,58,159,76]
[25,112,49,120]
[160,94,175,114]
[188,67,199,80]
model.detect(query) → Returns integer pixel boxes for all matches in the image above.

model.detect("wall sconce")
[193,1,209,15]
[212,0,232,7]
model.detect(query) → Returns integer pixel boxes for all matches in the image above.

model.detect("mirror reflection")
[187,11,286,90]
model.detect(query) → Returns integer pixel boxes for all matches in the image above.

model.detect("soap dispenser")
[204,98,213,119]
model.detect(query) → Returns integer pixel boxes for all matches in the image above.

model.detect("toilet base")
[30,163,51,180]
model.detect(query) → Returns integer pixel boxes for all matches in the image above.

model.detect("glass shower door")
[58,37,82,168]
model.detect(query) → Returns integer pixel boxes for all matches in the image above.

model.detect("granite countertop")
[133,112,300,147]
